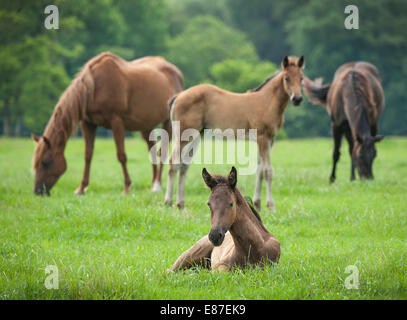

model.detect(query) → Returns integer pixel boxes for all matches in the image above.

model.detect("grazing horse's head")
[281,55,305,106]
[353,135,385,180]
[202,167,238,246]
[32,133,67,196]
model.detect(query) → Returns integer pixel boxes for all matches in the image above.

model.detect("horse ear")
[298,55,305,69]
[43,136,51,149]
[373,135,385,143]
[202,168,217,189]
[281,56,289,69]
[228,166,237,190]
[31,133,40,143]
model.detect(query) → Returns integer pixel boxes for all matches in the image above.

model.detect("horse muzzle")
[291,96,303,106]
[34,183,50,196]
[209,227,226,246]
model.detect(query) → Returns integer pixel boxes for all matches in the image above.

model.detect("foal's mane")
[250,70,281,92]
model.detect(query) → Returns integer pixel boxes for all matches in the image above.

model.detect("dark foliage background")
[1,0,406,138]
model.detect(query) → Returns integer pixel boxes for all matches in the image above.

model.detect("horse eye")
[207,202,210,207]
[42,159,53,169]
[229,202,234,208]
[284,76,289,82]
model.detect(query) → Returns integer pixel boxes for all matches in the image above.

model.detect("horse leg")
[258,135,274,210]
[141,130,160,192]
[168,235,213,272]
[111,117,131,194]
[75,121,97,195]
[253,154,264,211]
[176,137,200,209]
[344,126,355,181]
[330,125,343,184]
[156,119,172,191]
[164,138,181,206]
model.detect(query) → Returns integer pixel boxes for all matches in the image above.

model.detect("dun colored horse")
[303,61,384,181]
[164,56,305,211]
[32,52,184,195]
[168,167,280,272]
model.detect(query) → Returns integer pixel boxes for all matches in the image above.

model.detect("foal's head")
[32,133,67,196]
[281,55,305,106]
[202,167,238,246]
[353,134,385,180]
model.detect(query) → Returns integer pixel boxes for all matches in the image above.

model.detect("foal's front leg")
[257,135,274,210]
[168,236,214,272]
[75,121,97,195]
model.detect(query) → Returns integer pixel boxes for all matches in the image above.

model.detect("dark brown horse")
[303,62,385,181]
[168,167,280,272]
[32,52,184,195]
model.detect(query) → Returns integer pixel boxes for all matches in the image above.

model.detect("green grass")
[0,136,406,299]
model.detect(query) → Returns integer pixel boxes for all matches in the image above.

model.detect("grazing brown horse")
[32,52,184,195]
[303,62,385,182]
[164,56,305,211]
[168,167,280,272]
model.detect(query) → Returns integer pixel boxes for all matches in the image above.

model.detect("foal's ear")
[202,168,217,189]
[228,166,237,190]
[298,55,305,69]
[282,56,289,69]
[31,133,40,143]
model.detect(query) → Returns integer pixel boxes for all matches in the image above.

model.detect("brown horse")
[32,52,184,196]
[164,56,305,211]
[303,61,385,182]
[168,167,280,272]
[165,57,304,210]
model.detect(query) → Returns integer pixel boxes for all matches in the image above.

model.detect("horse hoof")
[74,188,85,195]
[254,199,261,212]
[176,202,185,210]
[122,189,130,195]
[329,176,335,184]
[151,181,162,193]
[164,199,172,206]
[267,201,275,208]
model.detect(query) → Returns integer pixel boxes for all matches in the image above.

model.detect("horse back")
[328,61,384,128]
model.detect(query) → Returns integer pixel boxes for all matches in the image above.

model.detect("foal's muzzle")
[209,227,226,246]
[291,96,303,106]
[34,183,50,196]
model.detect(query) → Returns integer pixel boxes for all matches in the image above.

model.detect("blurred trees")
[0,0,406,137]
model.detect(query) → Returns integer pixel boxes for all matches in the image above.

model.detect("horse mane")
[250,70,281,92]
[348,69,371,138]
[33,53,118,170]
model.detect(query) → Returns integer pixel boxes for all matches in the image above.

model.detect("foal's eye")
[284,76,289,82]
[229,202,234,208]
[207,202,211,207]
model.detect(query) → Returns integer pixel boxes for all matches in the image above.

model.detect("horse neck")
[259,72,290,118]
[344,73,373,140]
[229,190,268,254]
[43,90,84,152]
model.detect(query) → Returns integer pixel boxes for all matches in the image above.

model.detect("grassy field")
[0,136,406,299]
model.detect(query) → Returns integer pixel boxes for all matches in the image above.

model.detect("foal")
[165,56,305,210]
[168,167,280,272]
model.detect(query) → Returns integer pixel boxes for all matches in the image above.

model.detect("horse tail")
[303,76,330,105]
[168,94,178,122]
